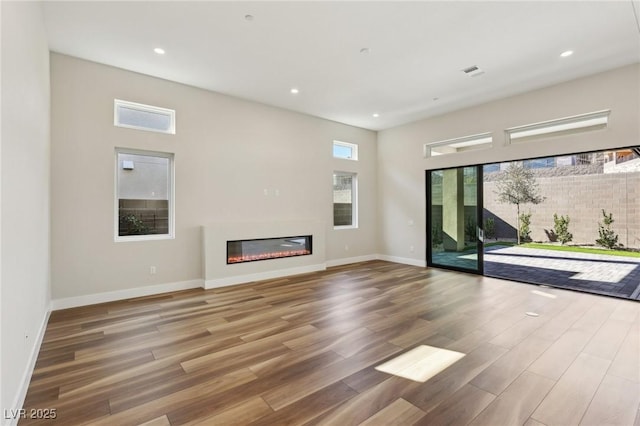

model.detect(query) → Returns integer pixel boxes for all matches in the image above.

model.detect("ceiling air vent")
[462,65,484,77]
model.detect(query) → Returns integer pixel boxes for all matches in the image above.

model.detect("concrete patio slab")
[432,245,640,300]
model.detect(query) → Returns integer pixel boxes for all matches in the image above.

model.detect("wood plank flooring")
[20,260,640,425]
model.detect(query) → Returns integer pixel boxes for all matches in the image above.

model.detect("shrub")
[465,216,477,243]
[484,217,496,240]
[553,213,573,245]
[596,209,619,249]
[120,214,149,235]
[432,224,443,246]
[519,212,532,243]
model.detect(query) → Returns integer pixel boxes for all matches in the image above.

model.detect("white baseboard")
[377,254,427,268]
[205,264,326,289]
[50,279,204,310]
[6,309,50,426]
[325,254,379,268]
[49,257,425,310]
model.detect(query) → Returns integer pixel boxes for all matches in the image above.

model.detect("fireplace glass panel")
[227,235,312,264]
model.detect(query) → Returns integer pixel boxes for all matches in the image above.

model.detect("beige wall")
[378,64,640,263]
[50,53,378,300]
[1,1,51,419]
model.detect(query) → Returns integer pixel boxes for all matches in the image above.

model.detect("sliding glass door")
[427,166,483,273]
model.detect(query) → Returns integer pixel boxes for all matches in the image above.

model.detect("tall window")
[115,149,174,241]
[333,171,358,228]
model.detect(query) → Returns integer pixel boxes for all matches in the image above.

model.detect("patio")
[432,245,640,300]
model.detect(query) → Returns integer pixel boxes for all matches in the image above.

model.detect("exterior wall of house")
[50,53,378,300]
[1,2,51,421]
[378,63,640,264]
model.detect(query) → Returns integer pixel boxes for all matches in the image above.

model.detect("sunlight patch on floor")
[375,345,465,383]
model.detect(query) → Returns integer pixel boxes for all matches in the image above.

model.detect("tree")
[495,163,544,244]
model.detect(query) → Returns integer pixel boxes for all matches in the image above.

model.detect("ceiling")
[42,1,640,131]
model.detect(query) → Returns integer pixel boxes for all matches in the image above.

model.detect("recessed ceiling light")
[153,48,165,55]
[245,14,254,21]
[290,88,299,94]
[560,50,574,57]
[372,113,379,118]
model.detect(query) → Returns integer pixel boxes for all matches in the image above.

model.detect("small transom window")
[114,99,175,134]
[424,133,492,158]
[333,141,358,160]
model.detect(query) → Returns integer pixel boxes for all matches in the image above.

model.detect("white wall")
[50,53,378,302]
[1,1,51,422]
[377,64,640,264]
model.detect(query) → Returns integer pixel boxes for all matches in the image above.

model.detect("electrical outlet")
[150,266,157,275]
[345,244,349,251]
[409,245,415,253]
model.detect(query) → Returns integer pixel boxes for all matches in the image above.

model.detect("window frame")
[424,132,493,158]
[114,148,175,242]
[333,140,359,161]
[505,110,610,145]
[114,99,176,135]
[333,171,358,230]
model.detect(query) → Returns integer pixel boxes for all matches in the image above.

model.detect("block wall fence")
[482,172,640,249]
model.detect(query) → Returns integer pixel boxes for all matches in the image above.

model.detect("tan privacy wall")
[50,53,378,300]
[483,171,640,249]
[378,64,640,264]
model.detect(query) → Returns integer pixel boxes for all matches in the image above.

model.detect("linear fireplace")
[227,235,312,264]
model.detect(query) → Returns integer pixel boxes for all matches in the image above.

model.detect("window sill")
[115,234,174,243]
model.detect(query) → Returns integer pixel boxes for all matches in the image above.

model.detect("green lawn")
[520,243,640,258]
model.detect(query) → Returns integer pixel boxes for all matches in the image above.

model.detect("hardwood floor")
[20,261,640,425]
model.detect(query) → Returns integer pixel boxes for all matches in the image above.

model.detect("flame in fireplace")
[228,249,311,264]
